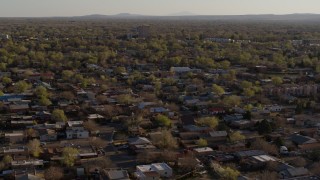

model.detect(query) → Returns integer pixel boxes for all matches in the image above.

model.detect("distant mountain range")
[5,13,318,22]
[71,13,320,22]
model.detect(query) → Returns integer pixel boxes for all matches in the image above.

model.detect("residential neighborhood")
[0,14,320,180]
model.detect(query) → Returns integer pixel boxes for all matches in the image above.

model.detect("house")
[9,103,29,113]
[102,169,130,180]
[241,154,277,171]
[2,146,29,159]
[66,128,89,139]
[235,150,266,160]
[128,137,152,146]
[11,159,44,169]
[208,107,226,115]
[170,67,192,74]
[230,120,253,129]
[217,143,247,153]
[223,114,244,123]
[5,131,25,143]
[205,131,228,145]
[150,107,169,113]
[39,129,57,142]
[135,163,173,180]
[15,173,44,180]
[290,134,317,145]
[65,121,89,139]
[193,147,214,156]
[279,167,310,179]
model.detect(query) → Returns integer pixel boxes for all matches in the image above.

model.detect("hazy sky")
[1,0,320,17]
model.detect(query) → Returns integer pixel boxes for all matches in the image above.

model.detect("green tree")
[223,95,241,107]
[52,109,68,122]
[14,80,32,93]
[271,76,283,85]
[197,138,208,147]
[35,86,49,98]
[196,117,219,128]
[229,131,245,143]
[212,84,225,96]
[39,96,52,106]
[117,94,134,105]
[2,155,13,165]
[27,139,42,157]
[212,163,240,180]
[243,88,255,97]
[61,147,79,167]
[151,130,178,149]
[61,70,74,81]
[155,114,172,127]
[240,80,252,89]
[2,76,12,85]
[0,63,7,71]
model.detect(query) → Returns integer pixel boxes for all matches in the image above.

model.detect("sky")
[1,0,320,17]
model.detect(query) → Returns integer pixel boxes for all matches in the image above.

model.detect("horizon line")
[0,12,319,18]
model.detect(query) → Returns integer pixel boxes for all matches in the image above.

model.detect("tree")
[196,117,219,128]
[44,166,64,180]
[197,138,208,147]
[151,130,178,149]
[39,96,52,106]
[60,91,75,100]
[2,76,12,85]
[83,157,114,171]
[62,70,74,81]
[155,114,172,127]
[35,86,48,97]
[14,80,32,93]
[83,120,99,132]
[2,155,13,165]
[89,137,108,148]
[212,84,225,96]
[229,131,245,143]
[117,94,134,105]
[52,109,68,122]
[212,163,240,180]
[243,88,255,97]
[252,138,278,156]
[25,128,37,138]
[27,139,42,157]
[271,77,283,85]
[223,95,241,107]
[256,119,272,135]
[240,80,252,89]
[61,147,79,167]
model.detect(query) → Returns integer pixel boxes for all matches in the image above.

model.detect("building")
[103,169,130,180]
[39,129,57,142]
[5,132,25,143]
[135,163,173,180]
[66,128,89,139]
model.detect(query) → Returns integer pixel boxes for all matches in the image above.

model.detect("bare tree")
[83,120,99,132]
[44,166,64,180]
[252,138,278,156]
